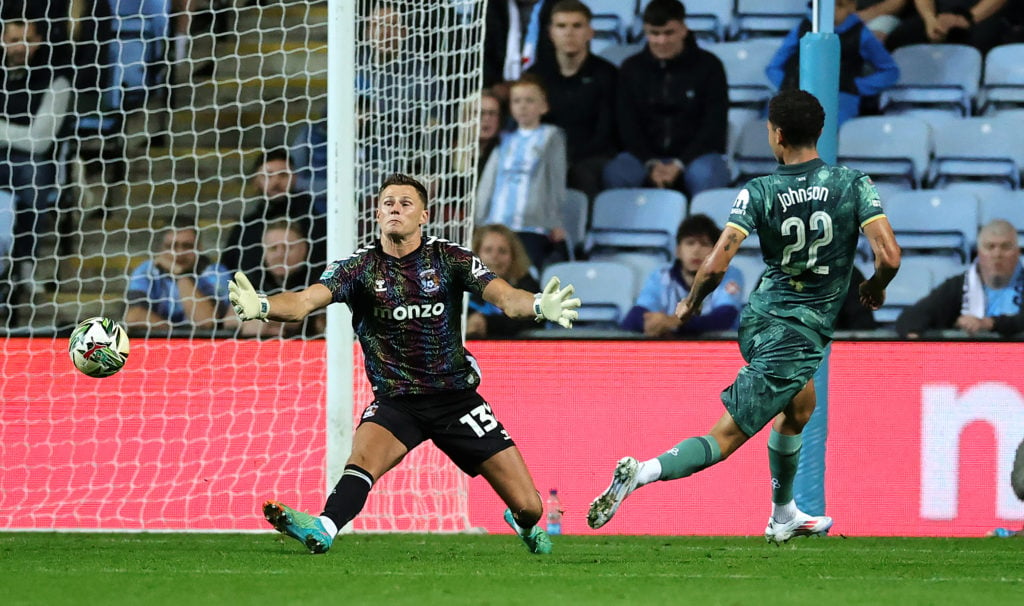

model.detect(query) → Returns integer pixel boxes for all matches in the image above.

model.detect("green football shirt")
[727,158,886,338]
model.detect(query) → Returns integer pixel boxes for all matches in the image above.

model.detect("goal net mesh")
[0,0,484,532]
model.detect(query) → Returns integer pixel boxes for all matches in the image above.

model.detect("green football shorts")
[720,309,827,437]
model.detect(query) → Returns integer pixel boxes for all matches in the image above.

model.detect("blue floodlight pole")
[793,0,839,517]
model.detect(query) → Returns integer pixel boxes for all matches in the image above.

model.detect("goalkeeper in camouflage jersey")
[229,173,581,555]
[588,90,901,542]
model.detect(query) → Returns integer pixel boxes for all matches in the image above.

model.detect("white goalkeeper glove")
[533,276,581,329]
[228,271,270,322]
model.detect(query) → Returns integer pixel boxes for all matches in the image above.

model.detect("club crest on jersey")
[362,403,378,419]
[419,269,440,293]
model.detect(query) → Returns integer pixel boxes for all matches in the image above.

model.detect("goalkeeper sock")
[768,429,802,506]
[320,464,374,531]
[655,435,721,481]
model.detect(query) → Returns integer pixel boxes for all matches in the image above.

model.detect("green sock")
[656,435,721,481]
[768,430,802,504]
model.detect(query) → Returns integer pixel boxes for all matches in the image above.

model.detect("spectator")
[621,213,744,337]
[895,220,1024,338]
[125,216,232,336]
[603,0,730,198]
[221,148,326,286]
[767,0,900,127]
[476,74,567,271]
[0,15,71,292]
[857,0,913,42]
[483,0,555,87]
[477,89,505,175]
[227,219,324,339]
[290,102,327,216]
[886,0,1009,54]
[527,0,618,202]
[466,224,541,338]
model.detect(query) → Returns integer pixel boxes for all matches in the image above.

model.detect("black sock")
[320,464,374,529]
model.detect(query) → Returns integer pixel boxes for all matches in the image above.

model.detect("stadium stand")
[688,187,738,223]
[732,118,777,185]
[978,190,1024,247]
[880,43,982,119]
[585,188,687,260]
[731,0,806,40]
[561,188,589,261]
[872,262,935,326]
[928,115,1024,189]
[979,43,1024,116]
[540,260,637,327]
[706,38,782,119]
[595,41,644,68]
[884,190,980,262]
[677,0,734,42]
[838,115,933,189]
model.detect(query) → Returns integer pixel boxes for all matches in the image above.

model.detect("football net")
[0,0,484,532]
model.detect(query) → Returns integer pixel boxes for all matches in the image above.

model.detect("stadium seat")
[585,188,687,260]
[539,260,637,327]
[873,262,935,326]
[838,116,933,189]
[596,251,665,295]
[706,38,783,116]
[587,0,638,43]
[595,42,644,68]
[676,0,734,42]
[884,190,980,262]
[928,115,1024,189]
[880,44,982,118]
[561,189,589,261]
[731,0,807,39]
[979,43,1024,115]
[689,187,739,223]
[729,255,766,301]
[0,188,13,278]
[977,190,1024,247]
[732,118,778,185]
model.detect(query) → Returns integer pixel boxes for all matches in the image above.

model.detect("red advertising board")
[2,339,1021,536]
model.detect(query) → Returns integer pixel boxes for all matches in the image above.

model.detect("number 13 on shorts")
[459,403,508,439]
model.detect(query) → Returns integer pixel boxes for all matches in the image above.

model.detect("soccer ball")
[68,317,130,378]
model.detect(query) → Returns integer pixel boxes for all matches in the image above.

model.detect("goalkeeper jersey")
[319,237,497,397]
[726,158,886,339]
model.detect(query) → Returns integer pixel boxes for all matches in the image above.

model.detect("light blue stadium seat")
[884,190,980,262]
[880,44,982,118]
[585,188,687,260]
[732,0,806,39]
[838,116,933,188]
[587,0,638,43]
[732,118,777,184]
[0,188,14,278]
[540,261,637,327]
[677,0,734,42]
[979,43,1024,115]
[873,263,935,325]
[977,190,1024,247]
[928,115,1024,189]
[729,255,766,301]
[688,187,739,223]
[706,38,783,115]
[595,42,645,68]
[596,251,666,296]
[561,188,589,261]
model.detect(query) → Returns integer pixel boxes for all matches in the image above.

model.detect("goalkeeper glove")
[533,276,581,329]
[228,271,270,322]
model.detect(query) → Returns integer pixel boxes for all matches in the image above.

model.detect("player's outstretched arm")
[483,276,582,329]
[228,271,332,323]
[859,217,901,310]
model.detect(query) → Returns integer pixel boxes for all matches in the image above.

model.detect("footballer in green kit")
[589,90,902,543]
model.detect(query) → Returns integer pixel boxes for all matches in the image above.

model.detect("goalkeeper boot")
[587,456,640,529]
[503,509,553,555]
[263,500,333,554]
[765,511,833,544]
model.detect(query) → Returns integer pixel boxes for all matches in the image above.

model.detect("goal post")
[0,0,486,533]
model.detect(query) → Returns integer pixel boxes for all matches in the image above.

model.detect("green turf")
[3,532,1022,605]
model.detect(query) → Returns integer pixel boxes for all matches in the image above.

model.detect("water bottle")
[546,489,562,535]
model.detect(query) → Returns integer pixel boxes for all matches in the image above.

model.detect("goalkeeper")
[230,173,581,555]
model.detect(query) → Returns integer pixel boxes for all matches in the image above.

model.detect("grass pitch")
[4,532,1022,605]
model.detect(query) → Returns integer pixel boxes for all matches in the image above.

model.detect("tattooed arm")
[676,226,747,324]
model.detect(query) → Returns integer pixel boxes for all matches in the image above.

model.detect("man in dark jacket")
[602,0,730,198]
[527,0,618,201]
[896,220,1024,338]
[221,148,326,287]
